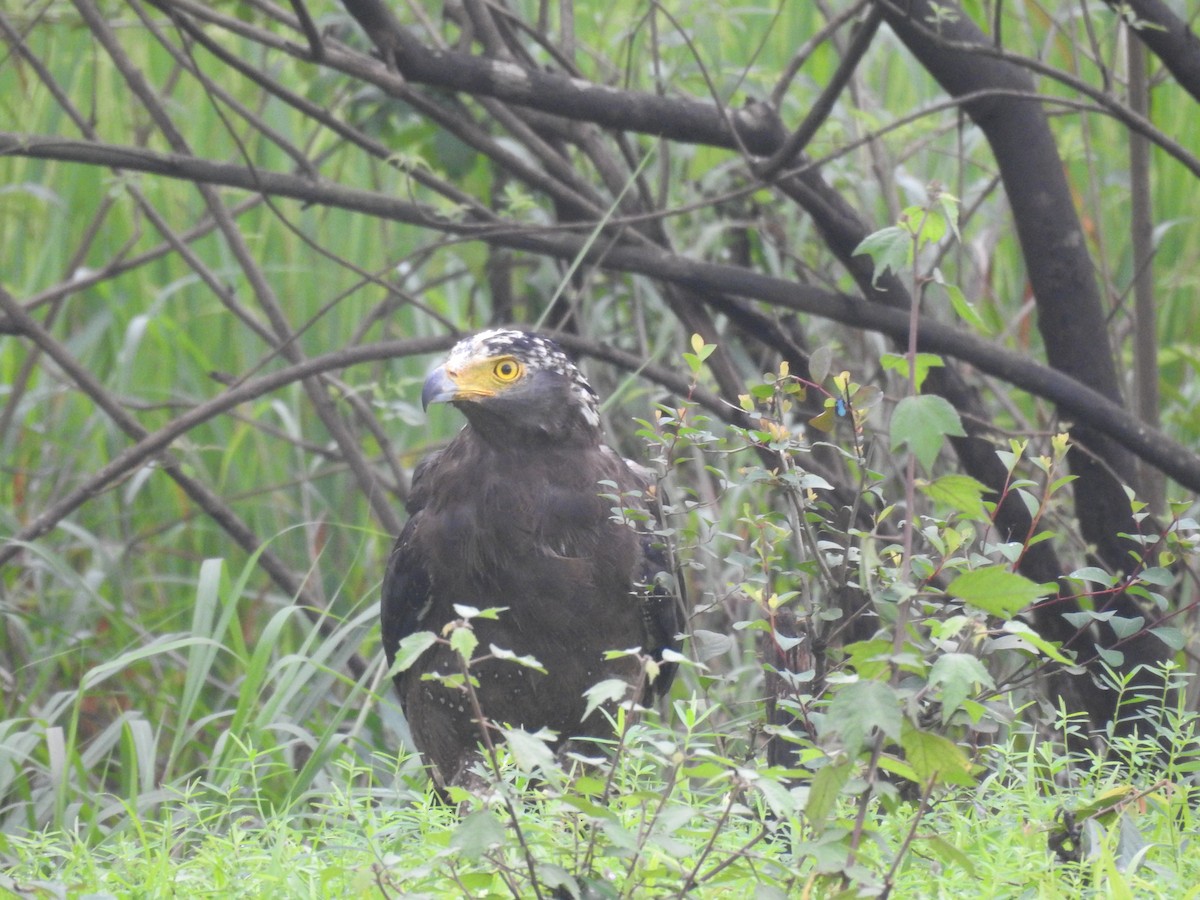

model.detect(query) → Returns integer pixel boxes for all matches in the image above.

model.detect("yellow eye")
[493,358,521,382]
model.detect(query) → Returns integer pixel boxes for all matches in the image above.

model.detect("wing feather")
[380,451,441,666]
[380,516,432,663]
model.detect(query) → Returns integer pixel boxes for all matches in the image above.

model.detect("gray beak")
[421,366,459,410]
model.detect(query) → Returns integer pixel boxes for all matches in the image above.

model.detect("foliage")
[4,0,1200,895]
[3,639,1199,897]
[12,339,1197,895]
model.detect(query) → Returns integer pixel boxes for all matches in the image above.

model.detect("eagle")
[381,329,682,790]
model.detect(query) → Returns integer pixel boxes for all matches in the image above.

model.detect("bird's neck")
[458,405,602,448]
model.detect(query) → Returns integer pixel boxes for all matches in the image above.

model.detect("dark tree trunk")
[878,0,1173,735]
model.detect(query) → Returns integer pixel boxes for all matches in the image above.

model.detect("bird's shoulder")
[405,444,447,515]
[380,512,431,662]
[379,443,450,658]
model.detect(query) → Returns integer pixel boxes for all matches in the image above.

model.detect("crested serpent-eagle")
[381,329,682,789]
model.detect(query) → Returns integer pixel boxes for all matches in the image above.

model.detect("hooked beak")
[421,365,459,410]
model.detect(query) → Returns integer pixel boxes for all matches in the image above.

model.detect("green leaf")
[691,629,735,662]
[842,638,895,680]
[1108,616,1145,640]
[853,225,911,287]
[808,407,836,433]
[928,653,995,722]
[1071,784,1138,823]
[936,191,961,240]
[754,775,801,819]
[1150,626,1185,650]
[877,753,919,784]
[387,630,437,676]
[805,760,852,833]
[946,567,1049,618]
[451,603,508,621]
[560,793,615,819]
[890,394,966,471]
[536,865,578,897]
[904,203,947,246]
[825,680,903,758]
[1068,566,1117,586]
[809,345,832,385]
[449,625,478,661]
[450,809,505,860]
[684,333,716,374]
[900,721,975,785]
[920,834,977,876]
[999,621,1076,665]
[881,352,944,392]
[501,182,538,215]
[919,473,990,521]
[488,644,546,673]
[456,872,494,891]
[1115,812,1153,875]
[1097,646,1126,667]
[851,382,882,410]
[931,274,979,336]
[1138,567,1174,586]
[1062,609,1114,629]
[582,678,631,721]
[500,726,558,773]
[573,775,607,797]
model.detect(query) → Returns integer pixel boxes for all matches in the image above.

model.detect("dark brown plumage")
[381,329,681,789]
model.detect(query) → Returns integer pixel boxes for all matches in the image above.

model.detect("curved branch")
[156,0,1200,181]
[1107,0,1200,104]
[761,5,883,178]
[0,328,730,566]
[332,0,787,154]
[868,0,1200,180]
[0,287,379,679]
[4,130,1199,493]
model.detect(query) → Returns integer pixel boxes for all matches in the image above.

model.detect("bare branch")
[4,130,1200,493]
[336,0,787,154]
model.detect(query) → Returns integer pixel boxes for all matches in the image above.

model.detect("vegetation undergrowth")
[3,704,1198,898]
[5,334,1199,898]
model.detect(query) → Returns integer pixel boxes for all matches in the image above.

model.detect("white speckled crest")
[447,329,601,426]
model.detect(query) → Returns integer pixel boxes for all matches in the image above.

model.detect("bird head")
[422,329,601,442]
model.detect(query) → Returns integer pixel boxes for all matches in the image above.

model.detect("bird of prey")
[381,329,681,790]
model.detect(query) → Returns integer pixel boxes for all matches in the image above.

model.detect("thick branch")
[336,0,786,154]
[1107,0,1200,104]
[0,332,726,567]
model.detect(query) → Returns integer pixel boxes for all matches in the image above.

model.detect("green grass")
[4,542,1198,896]
[3,689,1198,898]
[8,541,1196,897]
